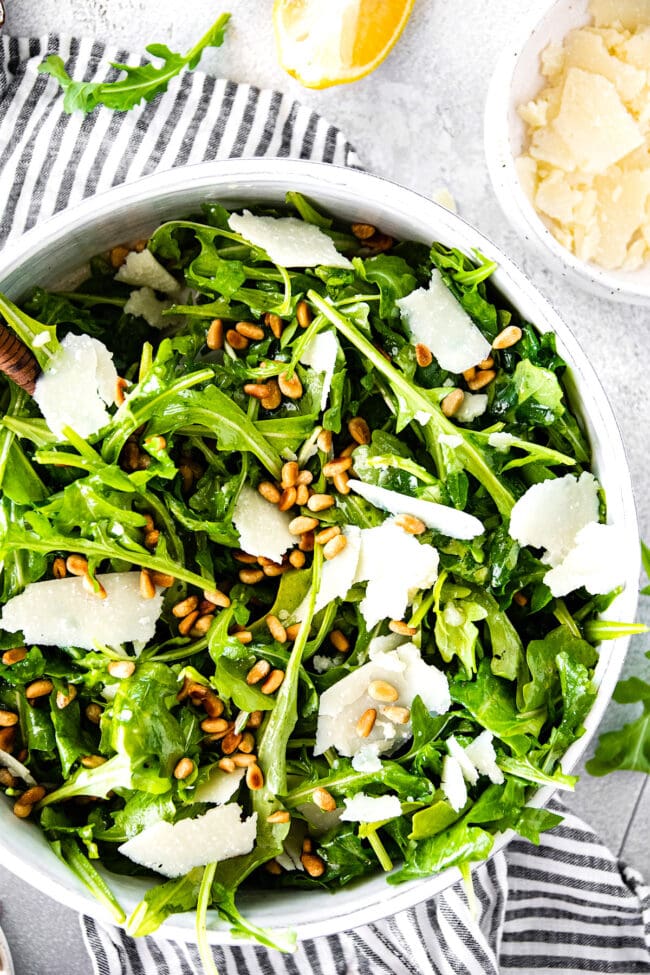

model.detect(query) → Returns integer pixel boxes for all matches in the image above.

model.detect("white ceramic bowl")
[484,0,650,306]
[0,159,640,944]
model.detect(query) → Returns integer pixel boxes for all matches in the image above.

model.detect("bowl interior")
[0,160,640,943]
[485,0,650,302]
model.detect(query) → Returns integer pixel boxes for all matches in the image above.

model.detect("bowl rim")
[0,157,640,944]
[483,0,650,305]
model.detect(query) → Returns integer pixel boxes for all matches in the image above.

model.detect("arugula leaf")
[389,821,493,884]
[39,14,231,114]
[587,656,650,776]
[127,869,202,936]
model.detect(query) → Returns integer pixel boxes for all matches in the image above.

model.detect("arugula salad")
[0,192,630,953]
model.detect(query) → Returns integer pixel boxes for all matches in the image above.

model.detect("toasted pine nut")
[265,312,284,339]
[324,534,347,560]
[415,343,433,368]
[492,324,522,350]
[82,572,108,599]
[25,679,53,700]
[13,801,33,819]
[281,461,300,489]
[285,623,302,642]
[174,592,199,616]
[0,728,15,752]
[247,659,271,685]
[190,614,214,637]
[368,680,399,704]
[296,300,312,328]
[261,379,282,410]
[278,486,297,511]
[297,469,313,486]
[323,457,352,477]
[278,371,303,399]
[366,232,393,252]
[114,376,128,406]
[232,752,258,767]
[307,493,335,512]
[173,757,194,780]
[247,710,264,728]
[348,416,371,445]
[80,755,107,769]
[2,647,27,666]
[317,429,333,453]
[298,531,315,552]
[295,483,310,507]
[340,442,356,458]
[201,717,229,735]
[177,611,199,636]
[356,708,377,738]
[221,731,243,755]
[389,620,417,636]
[205,318,224,350]
[109,244,129,269]
[313,787,337,812]
[246,763,265,790]
[333,472,350,495]
[55,685,77,710]
[289,515,319,535]
[151,571,175,588]
[203,588,231,608]
[203,692,224,718]
[467,369,496,391]
[266,615,287,644]
[239,732,256,754]
[66,554,88,576]
[478,356,494,370]
[218,757,236,773]
[0,710,18,727]
[462,367,476,382]
[441,389,464,418]
[265,859,283,875]
[261,669,285,695]
[382,705,411,724]
[226,329,249,351]
[234,551,258,564]
[302,837,313,854]
[513,591,528,607]
[85,703,102,724]
[107,660,135,679]
[139,569,156,600]
[258,481,281,504]
[239,568,264,585]
[244,383,271,400]
[301,853,326,877]
[53,557,67,579]
[234,630,253,644]
[315,525,341,545]
[329,630,350,653]
[394,514,426,535]
[267,810,291,824]
[263,563,286,578]
[351,222,376,240]
[236,321,265,341]
[0,769,16,788]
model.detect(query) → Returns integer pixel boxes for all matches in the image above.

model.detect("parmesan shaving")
[228,211,352,269]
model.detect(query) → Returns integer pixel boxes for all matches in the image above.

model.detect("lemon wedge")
[273,0,415,89]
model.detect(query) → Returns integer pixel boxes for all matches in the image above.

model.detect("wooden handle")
[0,322,40,395]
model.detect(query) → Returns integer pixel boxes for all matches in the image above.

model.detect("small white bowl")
[484,0,650,306]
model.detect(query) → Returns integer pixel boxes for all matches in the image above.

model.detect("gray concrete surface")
[1,0,649,971]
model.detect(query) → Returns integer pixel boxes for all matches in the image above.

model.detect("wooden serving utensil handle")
[0,321,40,395]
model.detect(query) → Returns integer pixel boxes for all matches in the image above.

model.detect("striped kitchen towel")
[2,32,650,975]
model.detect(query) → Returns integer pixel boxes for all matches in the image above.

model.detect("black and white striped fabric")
[2,33,650,975]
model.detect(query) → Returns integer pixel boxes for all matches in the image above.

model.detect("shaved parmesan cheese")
[431,187,458,212]
[115,249,181,295]
[0,572,163,650]
[232,485,295,563]
[465,730,504,785]
[34,333,117,438]
[544,521,626,597]
[299,330,339,410]
[591,0,650,29]
[441,755,467,812]
[315,643,450,758]
[348,480,484,540]
[488,432,515,451]
[0,749,36,786]
[509,472,600,567]
[124,287,174,329]
[351,744,382,773]
[118,804,256,877]
[455,393,488,423]
[354,521,440,627]
[447,736,479,785]
[228,211,352,269]
[192,767,245,805]
[297,802,342,835]
[294,526,362,621]
[397,270,491,374]
[367,633,408,659]
[439,434,463,449]
[340,793,401,823]
[312,654,337,673]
